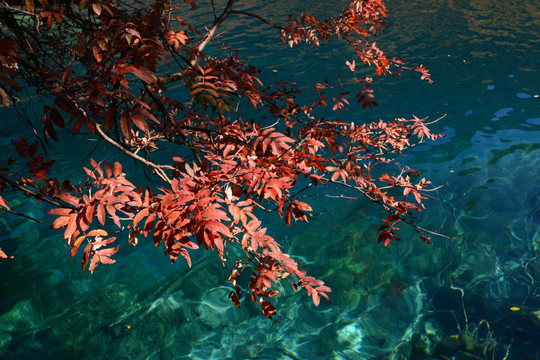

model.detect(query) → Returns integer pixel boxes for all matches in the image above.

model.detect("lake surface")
[1,0,540,359]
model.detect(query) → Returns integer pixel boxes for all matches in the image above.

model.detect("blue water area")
[1,0,540,359]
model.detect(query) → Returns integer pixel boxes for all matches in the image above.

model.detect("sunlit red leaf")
[113,162,122,177]
[0,88,10,107]
[0,248,13,260]
[88,253,100,273]
[86,229,108,237]
[51,215,70,229]
[0,195,9,210]
[64,214,78,239]
[103,161,112,178]
[70,235,86,257]
[133,207,149,226]
[97,204,106,225]
[96,246,119,257]
[98,255,116,265]
[91,3,102,15]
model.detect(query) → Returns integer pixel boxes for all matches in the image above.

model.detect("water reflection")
[448,0,540,48]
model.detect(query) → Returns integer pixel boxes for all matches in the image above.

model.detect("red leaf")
[200,207,230,222]
[47,207,72,216]
[104,106,116,131]
[51,215,70,229]
[0,88,10,107]
[49,108,65,127]
[92,236,116,248]
[97,204,106,225]
[0,248,13,260]
[103,161,112,177]
[292,200,312,212]
[90,158,103,177]
[57,193,80,206]
[96,245,119,257]
[64,214,78,239]
[86,229,108,237]
[84,167,96,179]
[99,256,116,264]
[262,290,279,298]
[131,113,148,132]
[145,213,156,237]
[113,162,122,177]
[204,220,231,237]
[81,243,91,271]
[129,66,157,85]
[229,291,241,308]
[284,204,291,226]
[0,195,9,210]
[44,119,58,141]
[72,117,84,135]
[312,291,321,306]
[178,247,191,267]
[261,300,277,319]
[88,253,100,273]
[70,235,86,257]
[133,207,149,226]
[120,113,132,140]
[92,3,101,16]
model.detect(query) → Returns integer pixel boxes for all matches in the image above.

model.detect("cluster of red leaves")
[0,0,444,318]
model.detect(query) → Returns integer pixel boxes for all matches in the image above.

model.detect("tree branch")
[0,206,42,223]
[230,10,282,30]
[0,173,74,210]
[143,83,203,165]
[158,0,235,85]
[95,124,173,184]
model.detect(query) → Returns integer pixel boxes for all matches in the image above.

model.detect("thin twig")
[230,10,282,30]
[0,173,74,209]
[0,206,42,223]
[95,124,172,183]
[411,223,461,240]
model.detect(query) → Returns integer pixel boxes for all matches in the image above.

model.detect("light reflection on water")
[1,0,540,359]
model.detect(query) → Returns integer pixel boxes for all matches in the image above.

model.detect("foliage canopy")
[0,0,443,318]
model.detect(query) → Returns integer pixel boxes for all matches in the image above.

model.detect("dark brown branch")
[0,206,42,223]
[210,0,218,20]
[0,173,74,209]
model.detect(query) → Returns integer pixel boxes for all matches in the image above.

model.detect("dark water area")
[1,1,540,359]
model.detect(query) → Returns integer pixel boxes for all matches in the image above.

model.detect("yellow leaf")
[72,234,86,248]
[87,229,109,237]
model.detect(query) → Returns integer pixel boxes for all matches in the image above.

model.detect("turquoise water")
[1,0,540,359]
